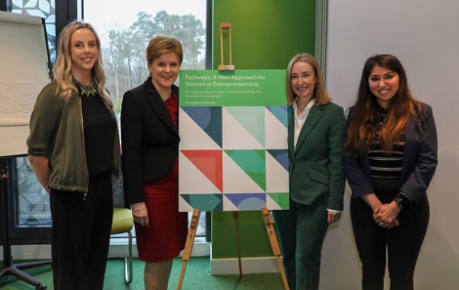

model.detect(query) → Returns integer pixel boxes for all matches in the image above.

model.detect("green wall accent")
[211,0,316,259]
[213,0,316,70]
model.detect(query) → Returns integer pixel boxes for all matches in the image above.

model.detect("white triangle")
[265,108,288,149]
[178,196,195,212]
[222,195,239,211]
[179,108,221,150]
[266,153,289,192]
[222,108,263,150]
[223,152,263,193]
[179,152,221,194]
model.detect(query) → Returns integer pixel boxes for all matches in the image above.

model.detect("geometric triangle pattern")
[181,107,222,147]
[266,106,288,128]
[224,107,265,147]
[266,150,289,193]
[179,70,289,212]
[265,106,288,149]
[179,151,221,194]
[179,105,289,211]
[222,151,264,193]
[267,193,290,210]
[225,193,266,210]
[222,107,263,149]
[267,149,288,171]
[178,70,289,211]
[179,107,222,150]
[179,194,223,211]
[181,150,223,192]
[225,149,266,191]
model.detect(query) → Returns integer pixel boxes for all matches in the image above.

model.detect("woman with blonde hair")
[273,53,346,290]
[27,20,120,290]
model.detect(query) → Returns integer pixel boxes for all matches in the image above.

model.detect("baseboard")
[1,241,211,261]
[210,255,280,275]
[4,243,279,276]
[3,244,52,261]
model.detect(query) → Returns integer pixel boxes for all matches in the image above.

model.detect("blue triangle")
[182,107,222,147]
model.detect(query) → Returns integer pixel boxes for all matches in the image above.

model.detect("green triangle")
[225,149,266,190]
[268,193,290,209]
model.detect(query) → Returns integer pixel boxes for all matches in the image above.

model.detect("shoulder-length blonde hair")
[53,20,112,109]
[286,53,331,105]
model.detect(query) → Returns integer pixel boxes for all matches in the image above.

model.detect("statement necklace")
[75,80,97,97]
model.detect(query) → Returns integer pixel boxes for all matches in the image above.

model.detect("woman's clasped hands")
[373,202,401,229]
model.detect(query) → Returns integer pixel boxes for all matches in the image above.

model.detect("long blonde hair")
[53,20,112,109]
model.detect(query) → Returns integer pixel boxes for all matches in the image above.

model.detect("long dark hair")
[345,54,422,154]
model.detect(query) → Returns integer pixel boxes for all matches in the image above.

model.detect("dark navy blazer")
[343,102,438,203]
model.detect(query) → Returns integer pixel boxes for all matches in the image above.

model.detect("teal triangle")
[266,106,288,128]
[225,149,266,191]
[181,194,223,211]
[225,107,265,146]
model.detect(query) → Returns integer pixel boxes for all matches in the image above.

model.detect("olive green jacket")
[27,80,121,192]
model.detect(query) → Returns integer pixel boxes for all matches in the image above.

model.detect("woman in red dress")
[121,35,188,289]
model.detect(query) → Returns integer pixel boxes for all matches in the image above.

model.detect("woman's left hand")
[327,210,341,224]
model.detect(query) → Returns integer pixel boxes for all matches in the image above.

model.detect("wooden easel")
[177,208,200,290]
[177,207,288,290]
[262,207,289,290]
[218,22,235,71]
[177,22,289,290]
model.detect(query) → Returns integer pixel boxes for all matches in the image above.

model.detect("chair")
[109,208,134,284]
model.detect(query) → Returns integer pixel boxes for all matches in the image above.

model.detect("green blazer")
[288,102,346,211]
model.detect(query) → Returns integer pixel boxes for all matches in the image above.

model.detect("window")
[9,0,56,62]
[84,0,207,115]
[2,0,210,245]
[83,0,209,239]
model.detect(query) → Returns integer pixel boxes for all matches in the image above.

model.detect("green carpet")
[0,257,284,289]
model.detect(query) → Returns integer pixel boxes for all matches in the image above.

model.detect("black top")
[80,91,116,177]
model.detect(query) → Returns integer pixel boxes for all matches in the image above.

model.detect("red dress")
[135,92,188,262]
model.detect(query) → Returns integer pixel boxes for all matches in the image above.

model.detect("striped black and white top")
[367,111,405,180]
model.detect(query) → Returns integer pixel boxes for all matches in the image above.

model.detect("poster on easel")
[178,69,289,212]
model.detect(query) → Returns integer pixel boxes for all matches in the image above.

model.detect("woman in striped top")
[343,54,438,290]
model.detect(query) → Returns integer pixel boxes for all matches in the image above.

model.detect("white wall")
[321,1,459,289]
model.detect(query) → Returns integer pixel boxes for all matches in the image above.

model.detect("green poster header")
[179,69,287,106]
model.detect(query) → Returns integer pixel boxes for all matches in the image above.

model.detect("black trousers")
[350,179,429,290]
[50,173,113,290]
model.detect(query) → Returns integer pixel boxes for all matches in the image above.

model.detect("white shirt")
[293,98,315,149]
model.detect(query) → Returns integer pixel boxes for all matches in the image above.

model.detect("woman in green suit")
[273,53,346,290]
